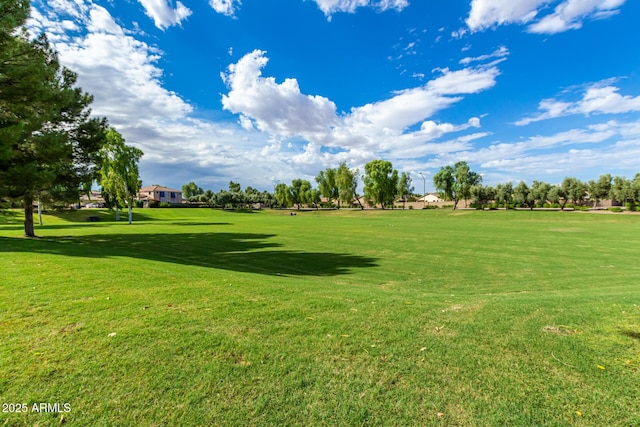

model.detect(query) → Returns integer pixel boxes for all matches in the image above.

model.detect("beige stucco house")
[137,185,183,205]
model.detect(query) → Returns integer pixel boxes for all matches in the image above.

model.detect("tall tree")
[316,167,339,208]
[290,179,312,209]
[470,183,492,208]
[0,9,105,236]
[587,174,611,208]
[513,181,535,209]
[561,177,587,207]
[433,161,481,210]
[336,162,361,209]
[98,128,143,224]
[182,181,204,200]
[494,182,514,209]
[547,185,568,210]
[433,165,455,207]
[530,180,551,208]
[363,160,399,209]
[274,182,291,208]
[397,172,414,209]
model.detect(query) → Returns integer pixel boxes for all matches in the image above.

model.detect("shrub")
[609,207,623,212]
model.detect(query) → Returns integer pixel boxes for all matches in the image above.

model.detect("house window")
[170,192,176,199]
[159,191,165,197]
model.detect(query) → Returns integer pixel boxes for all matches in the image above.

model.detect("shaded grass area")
[1,208,640,426]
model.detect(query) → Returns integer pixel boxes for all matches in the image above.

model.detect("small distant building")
[79,191,106,208]
[137,185,183,206]
[419,193,444,203]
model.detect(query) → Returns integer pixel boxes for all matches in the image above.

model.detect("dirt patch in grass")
[543,326,578,335]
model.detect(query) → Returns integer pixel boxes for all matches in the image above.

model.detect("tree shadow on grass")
[621,330,640,340]
[0,233,378,277]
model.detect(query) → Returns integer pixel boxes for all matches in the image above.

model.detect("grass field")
[1,207,639,426]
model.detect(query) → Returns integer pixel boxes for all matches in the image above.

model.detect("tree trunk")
[128,202,133,224]
[24,195,36,237]
[115,205,120,221]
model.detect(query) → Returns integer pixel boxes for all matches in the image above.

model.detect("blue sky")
[28,0,640,193]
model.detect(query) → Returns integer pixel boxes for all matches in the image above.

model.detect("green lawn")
[1,208,639,426]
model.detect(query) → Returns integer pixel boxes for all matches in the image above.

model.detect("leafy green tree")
[182,181,204,200]
[530,180,552,207]
[308,188,321,209]
[316,167,339,207]
[397,172,414,209]
[610,175,640,209]
[455,161,481,207]
[494,182,513,209]
[363,160,399,209]
[587,174,611,208]
[433,161,481,209]
[547,185,568,210]
[470,184,492,208]
[275,182,291,208]
[433,165,454,206]
[1,8,105,236]
[98,128,143,224]
[290,179,312,209]
[336,162,361,209]
[228,181,241,193]
[513,181,535,209]
[561,177,587,207]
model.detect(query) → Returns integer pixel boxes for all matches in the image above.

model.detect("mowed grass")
[1,208,639,426]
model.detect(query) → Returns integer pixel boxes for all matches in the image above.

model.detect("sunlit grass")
[1,208,639,426]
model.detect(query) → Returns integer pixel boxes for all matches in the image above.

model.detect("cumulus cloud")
[221,50,339,137]
[528,0,626,33]
[221,50,500,165]
[313,0,408,18]
[466,0,626,34]
[516,82,640,125]
[137,0,192,30]
[466,0,547,31]
[209,0,241,17]
[28,0,288,188]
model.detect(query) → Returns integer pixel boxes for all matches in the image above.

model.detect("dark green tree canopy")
[0,0,107,236]
[363,160,399,209]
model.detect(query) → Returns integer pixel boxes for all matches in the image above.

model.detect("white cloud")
[220,50,500,168]
[466,0,547,32]
[221,50,339,137]
[137,0,192,30]
[459,46,509,65]
[209,0,241,17]
[421,119,640,184]
[516,83,640,125]
[528,0,626,33]
[313,0,408,18]
[466,0,626,34]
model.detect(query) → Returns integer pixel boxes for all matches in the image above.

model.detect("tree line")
[0,0,143,235]
[433,161,640,211]
[185,159,640,212]
[183,160,414,210]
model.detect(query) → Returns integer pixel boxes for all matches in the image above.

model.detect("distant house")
[137,185,183,206]
[419,193,444,203]
[79,191,106,208]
